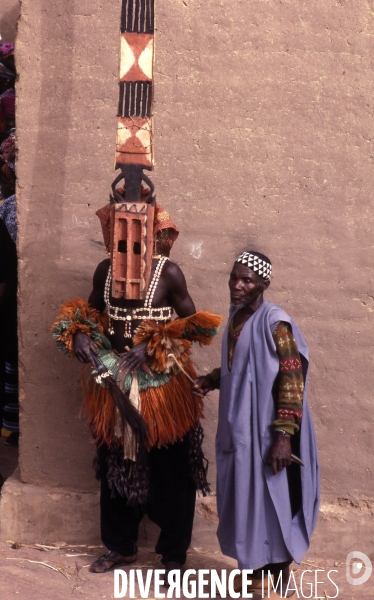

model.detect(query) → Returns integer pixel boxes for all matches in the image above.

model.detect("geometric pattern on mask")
[115,116,153,168]
[235,252,272,281]
[118,82,153,118]
[121,0,154,34]
[120,33,153,82]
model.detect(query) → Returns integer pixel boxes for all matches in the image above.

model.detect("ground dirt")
[0,540,371,600]
[0,446,371,599]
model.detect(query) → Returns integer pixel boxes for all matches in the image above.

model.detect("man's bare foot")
[89,550,137,573]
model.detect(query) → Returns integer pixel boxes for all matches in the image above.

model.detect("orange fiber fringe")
[134,311,223,346]
[81,364,118,447]
[52,298,109,356]
[81,361,203,449]
[76,310,221,448]
[163,311,223,343]
[141,362,203,448]
[134,311,223,372]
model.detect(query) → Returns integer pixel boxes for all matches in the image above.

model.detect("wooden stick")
[6,558,71,579]
[167,356,306,452]
[167,353,196,384]
[291,453,305,467]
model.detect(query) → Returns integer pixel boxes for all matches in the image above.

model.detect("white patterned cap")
[235,251,272,281]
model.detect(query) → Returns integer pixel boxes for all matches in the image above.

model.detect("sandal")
[89,550,137,573]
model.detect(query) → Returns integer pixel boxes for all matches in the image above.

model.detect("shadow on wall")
[0,2,20,43]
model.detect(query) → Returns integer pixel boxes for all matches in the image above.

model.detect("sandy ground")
[0,537,372,599]
[1,443,373,599]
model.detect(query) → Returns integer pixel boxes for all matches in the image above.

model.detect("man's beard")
[230,301,247,310]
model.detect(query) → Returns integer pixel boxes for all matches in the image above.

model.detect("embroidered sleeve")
[272,321,304,435]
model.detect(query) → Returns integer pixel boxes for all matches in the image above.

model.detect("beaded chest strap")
[104,256,173,337]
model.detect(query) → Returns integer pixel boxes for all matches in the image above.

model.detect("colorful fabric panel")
[208,319,304,435]
[272,321,304,435]
[228,318,245,371]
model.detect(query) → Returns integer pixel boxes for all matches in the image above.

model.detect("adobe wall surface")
[0,0,19,43]
[15,0,374,510]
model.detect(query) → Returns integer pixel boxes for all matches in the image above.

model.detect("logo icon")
[346,551,373,586]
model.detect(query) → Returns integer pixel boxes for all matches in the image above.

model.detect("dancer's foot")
[163,561,184,587]
[89,550,137,573]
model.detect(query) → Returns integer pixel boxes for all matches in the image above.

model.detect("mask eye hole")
[118,240,127,253]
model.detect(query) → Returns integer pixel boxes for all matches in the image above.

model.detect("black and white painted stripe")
[118,81,153,118]
[121,0,154,34]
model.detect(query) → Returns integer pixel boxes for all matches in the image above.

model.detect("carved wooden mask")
[110,201,155,300]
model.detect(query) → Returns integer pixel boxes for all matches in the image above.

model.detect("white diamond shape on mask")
[135,119,152,149]
[138,38,154,79]
[120,36,136,79]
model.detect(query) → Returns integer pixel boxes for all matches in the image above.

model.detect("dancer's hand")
[73,331,98,364]
[267,433,292,476]
[192,375,215,397]
[116,340,152,376]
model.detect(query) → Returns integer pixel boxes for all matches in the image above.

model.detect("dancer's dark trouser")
[99,436,196,565]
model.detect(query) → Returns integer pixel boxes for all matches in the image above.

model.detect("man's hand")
[192,375,215,397]
[116,340,152,376]
[73,331,98,365]
[267,432,292,476]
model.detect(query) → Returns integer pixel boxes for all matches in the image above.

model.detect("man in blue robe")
[195,251,319,597]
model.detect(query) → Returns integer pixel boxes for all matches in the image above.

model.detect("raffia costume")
[51,1,223,568]
[52,202,222,564]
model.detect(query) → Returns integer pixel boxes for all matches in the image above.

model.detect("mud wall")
[0,0,19,43]
[16,0,374,504]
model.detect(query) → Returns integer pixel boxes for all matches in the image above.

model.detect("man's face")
[229,263,269,308]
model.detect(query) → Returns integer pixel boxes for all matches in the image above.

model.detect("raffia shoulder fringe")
[133,312,223,373]
[51,298,109,357]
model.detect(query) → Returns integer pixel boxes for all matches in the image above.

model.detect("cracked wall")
[16,0,374,508]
